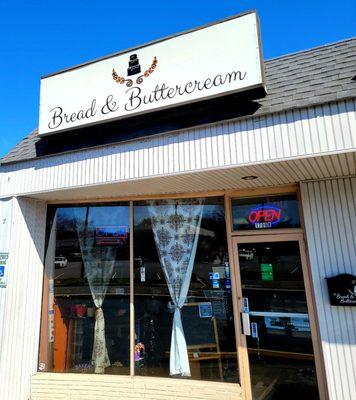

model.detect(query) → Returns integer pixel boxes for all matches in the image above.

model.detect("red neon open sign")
[248,206,282,228]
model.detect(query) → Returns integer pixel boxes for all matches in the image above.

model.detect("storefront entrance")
[232,234,320,400]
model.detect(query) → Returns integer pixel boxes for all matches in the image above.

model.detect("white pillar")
[0,197,47,400]
[300,178,356,400]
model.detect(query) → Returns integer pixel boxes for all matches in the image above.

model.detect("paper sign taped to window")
[198,302,213,318]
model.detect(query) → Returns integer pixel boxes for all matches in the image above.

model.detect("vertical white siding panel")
[198,128,207,169]
[0,197,46,400]
[259,117,270,161]
[330,103,346,151]
[317,104,331,152]
[134,146,140,178]
[279,111,291,158]
[187,130,195,170]
[103,153,109,182]
[123,150,129,180]
[64,155,70,187]
[178,133,185,172]
[161,135,168,174]
[221,123,231,166]
[152,137,158,176]
[266,114,277,159]
[0,198,13,359]
[246,118,256,162]
[234,120,243,164]
[337,101,352,149]
[210,125,218,167]
[286,110,298,157]
[146,140,152,177]
[194,128,202,170]
[301,108,313,154]
[270,114,282,158]
[240,119,249,163]
[323,104,337,151]
[216,125,225,167]
[142,142,148,178]
[345,99,356,148]
[294,109,307,155]
[204,126,212,168]
[175,133,181,172]
[228,122,237,165]
[251,118,261,161]
[301,178,356,400]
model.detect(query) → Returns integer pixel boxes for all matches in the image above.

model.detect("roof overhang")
[23,152,356,203]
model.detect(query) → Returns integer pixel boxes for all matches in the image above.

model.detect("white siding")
[1,99,355,198]
[0,197,47,400]
[300,178,356,400]
[0,198,13,354]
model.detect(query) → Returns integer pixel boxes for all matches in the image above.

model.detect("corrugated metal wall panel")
[300,178,356,400]
[0,100,355,198]
[0,198,47,400]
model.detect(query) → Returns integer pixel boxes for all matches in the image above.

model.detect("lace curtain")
[74,207,116,373]
[148,198,204,376]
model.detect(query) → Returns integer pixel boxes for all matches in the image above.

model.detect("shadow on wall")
[0,95,348,174]
[18,197,47,262]
[34,92,263,158]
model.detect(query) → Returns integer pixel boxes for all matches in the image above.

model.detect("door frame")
[230,232,327,400]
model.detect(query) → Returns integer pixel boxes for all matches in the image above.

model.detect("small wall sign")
[326,274,356,306]
[198,302,213,318]
[0,252,9,288]
[260,263,274,281]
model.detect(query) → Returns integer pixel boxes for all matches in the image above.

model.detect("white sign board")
[38,11,265,136]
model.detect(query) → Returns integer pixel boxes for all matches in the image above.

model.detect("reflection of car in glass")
[54,256,68,268]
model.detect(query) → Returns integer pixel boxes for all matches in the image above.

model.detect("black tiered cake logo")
[127,54,141,76]
[112,54,158,87]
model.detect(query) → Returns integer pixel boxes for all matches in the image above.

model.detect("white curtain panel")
[149,199,204,376]
[74,207,115,374]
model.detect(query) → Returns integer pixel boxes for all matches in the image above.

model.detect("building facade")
[0,13,355,400]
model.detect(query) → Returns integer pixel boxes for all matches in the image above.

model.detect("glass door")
[233,235,320,400]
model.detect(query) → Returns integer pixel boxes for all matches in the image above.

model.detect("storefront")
[0,11,355,400]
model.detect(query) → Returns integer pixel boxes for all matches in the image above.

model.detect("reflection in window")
[40,204,130,375]
[134,197,238,382]
[238,242,319,398]
[40,197,239,383]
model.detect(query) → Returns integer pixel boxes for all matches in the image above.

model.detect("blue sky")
[0,1,355,158]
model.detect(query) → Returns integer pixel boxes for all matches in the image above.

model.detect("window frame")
[39,194,240,381]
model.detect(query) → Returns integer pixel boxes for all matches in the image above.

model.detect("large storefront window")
[134,197,238,382]
[40,203,130,374]
[40,197,238,382]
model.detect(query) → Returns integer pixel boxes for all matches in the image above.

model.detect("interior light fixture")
[241,175,258,180]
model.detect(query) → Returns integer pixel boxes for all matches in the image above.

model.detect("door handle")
[241,312,251,336]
